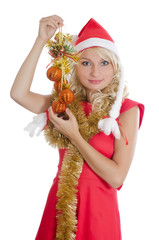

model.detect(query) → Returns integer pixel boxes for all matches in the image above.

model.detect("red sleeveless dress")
[35,98,144,240]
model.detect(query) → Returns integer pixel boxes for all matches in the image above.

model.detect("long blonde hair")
[70,47,128,110]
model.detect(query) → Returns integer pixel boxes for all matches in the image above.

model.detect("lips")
[88,80,103,84]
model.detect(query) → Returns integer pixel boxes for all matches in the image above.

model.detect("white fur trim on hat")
[98,65,124,139]
[75,37,118,56]
[109,66,124,119]
[24,112,47,137]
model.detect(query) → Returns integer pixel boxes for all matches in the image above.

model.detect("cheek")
[76,66,87,82]
[104,66,114,82]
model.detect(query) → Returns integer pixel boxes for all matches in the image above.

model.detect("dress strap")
[120,98,145,129]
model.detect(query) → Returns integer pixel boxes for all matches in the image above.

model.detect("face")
[76,48,114,96]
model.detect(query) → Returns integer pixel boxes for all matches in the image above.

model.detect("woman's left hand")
[48,107,80,141]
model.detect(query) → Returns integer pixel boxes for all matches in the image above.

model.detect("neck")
[86,89,96,103]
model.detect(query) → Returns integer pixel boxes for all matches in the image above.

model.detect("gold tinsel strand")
[55,144,83,240]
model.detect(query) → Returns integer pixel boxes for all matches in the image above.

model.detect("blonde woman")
[10,15,144,240]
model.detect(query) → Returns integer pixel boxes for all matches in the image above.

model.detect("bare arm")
[10,15,64,114]
[48,106,139,189]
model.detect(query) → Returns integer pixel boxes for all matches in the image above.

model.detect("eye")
[101,60,109,66]
[82,61,91,66]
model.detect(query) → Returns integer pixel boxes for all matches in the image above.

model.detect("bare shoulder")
[112,106,140,184]
[116,105,140,149]
[118,105,139,129]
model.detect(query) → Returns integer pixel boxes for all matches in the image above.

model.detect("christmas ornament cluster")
[46,28,78,115]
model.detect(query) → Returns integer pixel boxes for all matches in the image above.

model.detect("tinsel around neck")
[44,91,115,148]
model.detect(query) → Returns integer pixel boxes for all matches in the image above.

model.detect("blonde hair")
[70,47,128,110]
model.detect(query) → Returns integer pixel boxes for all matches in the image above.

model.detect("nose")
[90,64,100,77]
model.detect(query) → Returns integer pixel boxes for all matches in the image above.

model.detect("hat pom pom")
[98,117,120,139]
[24,112,48,137]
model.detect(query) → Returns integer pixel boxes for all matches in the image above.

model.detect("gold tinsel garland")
[44,91,116,240]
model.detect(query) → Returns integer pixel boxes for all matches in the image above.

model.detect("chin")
[87,85,107,91]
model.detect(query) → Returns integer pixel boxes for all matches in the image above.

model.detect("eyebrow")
[80,57,105,61]
[80,57,91,60]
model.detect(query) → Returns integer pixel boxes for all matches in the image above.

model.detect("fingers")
[40,15,63,24]
[40,15,64,28]
[48,107,79,139]
[65,108,75,120]
[48,107,75,126]
[48,106,59,124]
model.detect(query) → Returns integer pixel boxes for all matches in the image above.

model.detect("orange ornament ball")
[54,80,68,92]
[52,100,66,114]
[54,81,62,92]
[47,67,62,82]
[60,89,74,105]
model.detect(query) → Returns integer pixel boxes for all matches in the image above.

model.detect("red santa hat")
[74,18,118,56]
[74,18,125,140]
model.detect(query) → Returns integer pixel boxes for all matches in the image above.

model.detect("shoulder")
[119,98,145,129]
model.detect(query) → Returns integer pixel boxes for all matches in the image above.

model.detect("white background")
[0,0,159,239]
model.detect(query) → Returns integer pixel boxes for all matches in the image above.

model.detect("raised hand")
[38,15,64,44]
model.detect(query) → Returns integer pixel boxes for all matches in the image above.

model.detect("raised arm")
[10,15,64,114]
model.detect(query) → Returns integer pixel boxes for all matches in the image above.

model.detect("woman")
[10,15,144,240]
